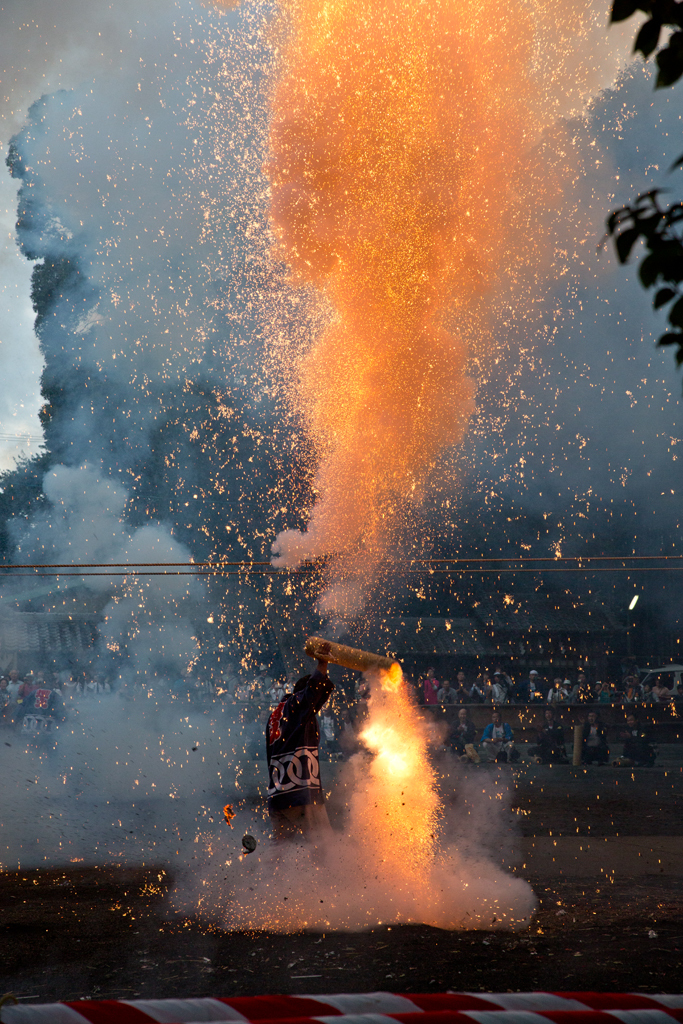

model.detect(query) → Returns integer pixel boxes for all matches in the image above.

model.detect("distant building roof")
[358,616,498,658]
[0,611,98,662]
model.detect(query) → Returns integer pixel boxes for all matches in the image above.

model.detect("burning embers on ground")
[189,666,535,932]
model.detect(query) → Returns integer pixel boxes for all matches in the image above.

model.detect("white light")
[629,595,639,611]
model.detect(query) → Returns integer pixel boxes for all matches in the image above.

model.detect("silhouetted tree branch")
[606,0,683,377]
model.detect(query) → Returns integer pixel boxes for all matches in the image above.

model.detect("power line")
[0,565,679,573]
[0,555,681,570]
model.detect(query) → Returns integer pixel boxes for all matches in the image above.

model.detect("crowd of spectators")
[439,705,658,767]
[0,657,670,769]
[412,663,681,707]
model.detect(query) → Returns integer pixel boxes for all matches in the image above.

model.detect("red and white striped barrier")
[2,992,683,1024]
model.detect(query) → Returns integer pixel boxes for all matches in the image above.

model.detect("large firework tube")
[304,635,399,674]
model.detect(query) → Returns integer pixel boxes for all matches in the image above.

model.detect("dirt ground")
[2,764,682,1003]
[1,866,682,1002]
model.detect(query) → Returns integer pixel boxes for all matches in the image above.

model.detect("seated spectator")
[528,708,568,763]
[490,672,509,704]
[616,713,655,767]
[422,668,440,706]
[437,679,458,705]
[581,710,609,765]
[641,682,656,704]
[481,709,518,762]
[448,707,480,762]
[547,677,569,703]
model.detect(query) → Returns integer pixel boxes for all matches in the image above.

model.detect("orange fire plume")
[268,0,575,612]
[223,803,236,828]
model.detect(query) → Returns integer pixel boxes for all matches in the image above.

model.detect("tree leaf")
[635,17,661,57]
[616,226,641,262]
[669,295,683,326]
[656,36,683,87]
[657,331,683,346]
[654,286,676,308]
[639,251,663,287]
[611,0,643,22]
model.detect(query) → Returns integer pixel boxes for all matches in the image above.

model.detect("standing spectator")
[234,676,254,703]
[6,670,22,703]
[597,682,613,704]
[339,708,358,756]
[350,681,371,731]
[623,675,642,704]
[481,709,517,762]
[572,674,592,703]
[422,667,440,706]
[448,707,480,762]
[255,664,273,699]
[616,713,655,766]
[437,679,458,705]
[528,708,567,763]
[525,670,544,703]
[62,675,82,699]
[509,672,531,704]
[0,677,10,722]
[18,674,40,703]
[490,672,509,704]
[547,677,569,704]
[319,707,339,759]
[477,669,493,703]
[652,679,673,703]
[456,673,485,703]
[267,678,287,704]
[581,710,609,765]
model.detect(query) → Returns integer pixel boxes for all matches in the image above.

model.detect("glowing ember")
[223,804,236,828]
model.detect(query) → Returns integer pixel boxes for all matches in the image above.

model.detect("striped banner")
[1,991,683,1024]
[2,993,683,1024]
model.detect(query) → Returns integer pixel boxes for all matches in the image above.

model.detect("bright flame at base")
[356,667,439,876]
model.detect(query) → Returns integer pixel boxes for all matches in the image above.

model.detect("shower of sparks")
[266,0,630,615]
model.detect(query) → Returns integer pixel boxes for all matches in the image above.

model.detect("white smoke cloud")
[0,162,44,471]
